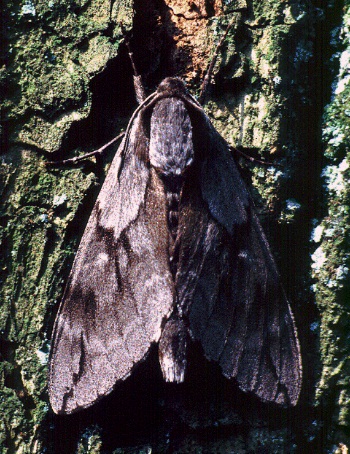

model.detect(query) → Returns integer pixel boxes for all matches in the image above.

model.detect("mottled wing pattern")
[177,114,301,405]
[49,116,174,414]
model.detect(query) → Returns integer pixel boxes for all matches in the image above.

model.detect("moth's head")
[157,77,188,98]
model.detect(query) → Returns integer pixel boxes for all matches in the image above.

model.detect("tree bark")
[0,0,348,452]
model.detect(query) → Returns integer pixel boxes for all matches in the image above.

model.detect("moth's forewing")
[49,113,174,415]
[175,101,302,405]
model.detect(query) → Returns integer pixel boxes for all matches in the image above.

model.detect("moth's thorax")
[149,98,194,177]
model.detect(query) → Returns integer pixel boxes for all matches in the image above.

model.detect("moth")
[48,32,302,415]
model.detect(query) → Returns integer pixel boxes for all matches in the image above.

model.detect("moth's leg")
[229,145,282,167]
[120,23,146,104]
[198,18,236,105]
[45,132,125,166]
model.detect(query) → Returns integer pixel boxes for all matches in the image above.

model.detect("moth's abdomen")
[165,180,181,238]
[159,317,188,383]
[163,177,182,277]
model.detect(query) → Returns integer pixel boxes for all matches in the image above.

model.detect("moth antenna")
[120,22,146,104]
[198,18,236,105]
[45,132,125,166]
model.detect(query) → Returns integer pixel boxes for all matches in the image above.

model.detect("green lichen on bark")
[2,0,132,152]
[206,3,314,216]
[312,1,350,445]
[77,425,103,453]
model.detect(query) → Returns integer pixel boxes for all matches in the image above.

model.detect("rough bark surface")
[0,0,348,452]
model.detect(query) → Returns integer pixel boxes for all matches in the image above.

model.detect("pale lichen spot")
[311,224,324,243]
